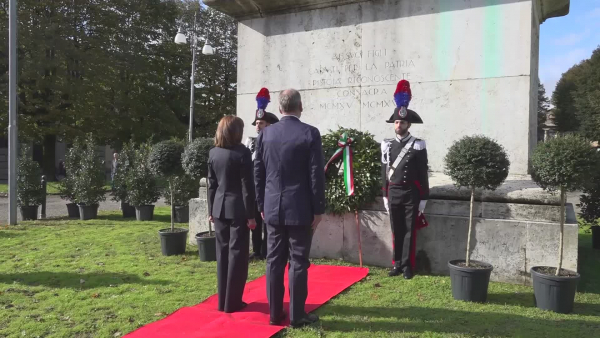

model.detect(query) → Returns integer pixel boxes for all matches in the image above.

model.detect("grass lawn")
[0,208,598,337]
[0,182,111,195]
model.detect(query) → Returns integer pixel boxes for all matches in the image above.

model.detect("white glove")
[383,197,389,213]
[418,200,427,213]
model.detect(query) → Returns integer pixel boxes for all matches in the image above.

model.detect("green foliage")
[126,143,161,207]
[322,128,380,215]
[58,142,84,203]
[444,135,510,191]
[538,81,550,142]
[72,136,107,206]
[149,140,185,178]
[182,137,213,179]
[531,135,598,192]
[163,174,199,206]
[579,172,600,225]
[111,141,137,203]
[17,146,45,207]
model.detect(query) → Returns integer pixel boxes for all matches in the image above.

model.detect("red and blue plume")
[394,80,411,108]
[256,88,270,110]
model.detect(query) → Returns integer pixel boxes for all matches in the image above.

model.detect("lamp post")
[175,12,214,143]
[8,0,18,225]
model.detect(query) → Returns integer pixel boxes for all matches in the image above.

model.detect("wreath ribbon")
[324,132,355,196]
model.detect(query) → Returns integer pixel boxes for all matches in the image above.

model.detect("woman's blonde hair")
[215,115,244,148]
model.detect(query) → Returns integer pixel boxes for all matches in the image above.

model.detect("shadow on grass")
[0,271,169,288]
[317,305,600,337]
[98,214,173,223]
[0,230,25,238]
[487,291,535,307]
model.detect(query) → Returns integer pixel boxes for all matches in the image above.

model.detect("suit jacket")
[207,144,255,220]
[254,116,326,226]
[380,135,430,199]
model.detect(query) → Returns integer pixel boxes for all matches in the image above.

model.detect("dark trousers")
[265,223,312,322]
[251,206,267,257]
[389,186,420,269]
[214,217,250,313]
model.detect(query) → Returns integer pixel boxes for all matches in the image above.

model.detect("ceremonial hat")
[385,80,423,124]
[252,88,279,126]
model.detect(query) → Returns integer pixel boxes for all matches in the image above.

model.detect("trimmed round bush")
[444,135,510,191]
[149,140,185,178]
[322,127,380,215]
[182,137,213,179]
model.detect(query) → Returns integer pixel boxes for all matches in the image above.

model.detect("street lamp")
[175,13,215,143]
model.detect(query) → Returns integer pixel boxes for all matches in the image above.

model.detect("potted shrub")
[111,142,136,218]
[530,135,597,313]
[72,136,107,220]
[59,143,83,218]
[126,143,160,221]
[579,171,600,249]
[17,145,45,221]
[444,135,510,303]
[183,137,216,261]
[163,174,199,223]
[149,140,188,256]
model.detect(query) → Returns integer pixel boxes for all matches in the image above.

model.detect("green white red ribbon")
[324,132,355,196]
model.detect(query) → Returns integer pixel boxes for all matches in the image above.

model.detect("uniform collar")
[395,133,411,143]
[281,114,300,120]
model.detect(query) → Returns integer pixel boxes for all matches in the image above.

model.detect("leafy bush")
[163,174,200,206]
[111,141,136,203]
[579,174,600,225]
[182,137,213,179]
[322,128,380,215]
[126,143,160,207]
[444,135,510,267]
[531,135,598,275]
[17,145,45,207]
[72,136,107,206]
[149,140,184,178]
[58,143,83,203]
[444,135,510,191]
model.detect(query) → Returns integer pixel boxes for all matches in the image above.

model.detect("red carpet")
[124,265,369,338]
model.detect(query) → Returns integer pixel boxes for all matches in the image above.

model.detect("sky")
[539,0,600,96]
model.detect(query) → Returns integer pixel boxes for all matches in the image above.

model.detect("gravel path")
[0,194,167,224]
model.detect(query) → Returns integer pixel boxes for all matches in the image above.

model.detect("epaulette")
[381,138,393,164]
[413,139,426,150]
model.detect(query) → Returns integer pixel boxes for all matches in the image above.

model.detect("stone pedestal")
[189,178,211,245]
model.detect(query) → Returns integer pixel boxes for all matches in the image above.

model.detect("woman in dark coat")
[207,115,256,313]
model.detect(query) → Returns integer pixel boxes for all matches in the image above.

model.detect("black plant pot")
[66,203,80,218]
[20,206,38,221]
[592,226,600,250]
[158,228,189,256]
[121,201,136,218]
[448,260,493,303]
[531,266,580,314]
[135,205,155,221]
[196,232,217,262]
[78,204,99,220]
[174,205,189,223]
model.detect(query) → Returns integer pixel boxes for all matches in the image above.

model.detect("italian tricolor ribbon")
[324,132,355,196]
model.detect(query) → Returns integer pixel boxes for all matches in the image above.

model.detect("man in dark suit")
[254,89,325,328]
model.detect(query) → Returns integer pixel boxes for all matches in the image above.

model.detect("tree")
[531,135,597,275]
[538,81,550,142]
[573,47,600,142]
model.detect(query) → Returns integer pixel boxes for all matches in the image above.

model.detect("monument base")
[188,174,578,285]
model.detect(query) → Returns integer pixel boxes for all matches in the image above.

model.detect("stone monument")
[190,0,575,285]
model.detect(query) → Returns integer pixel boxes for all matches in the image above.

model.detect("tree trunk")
[556,187,566,276]
[466,187,475,267]
[169,179,174,233]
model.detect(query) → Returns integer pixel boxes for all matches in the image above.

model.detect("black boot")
[403,267,413,280]
[388,266,402,277]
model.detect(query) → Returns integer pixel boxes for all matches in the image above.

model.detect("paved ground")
[0,194,167,224]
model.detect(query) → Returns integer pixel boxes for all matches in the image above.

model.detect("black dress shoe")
[224,302,247,313]
[403,267,413,280]
[388,267,402,277]
[269,311,286,325]
[290,313,319,328]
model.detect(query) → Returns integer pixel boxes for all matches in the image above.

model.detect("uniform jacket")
[381,134,430,199]
[207,144,255,220]
[254,116,326,226]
